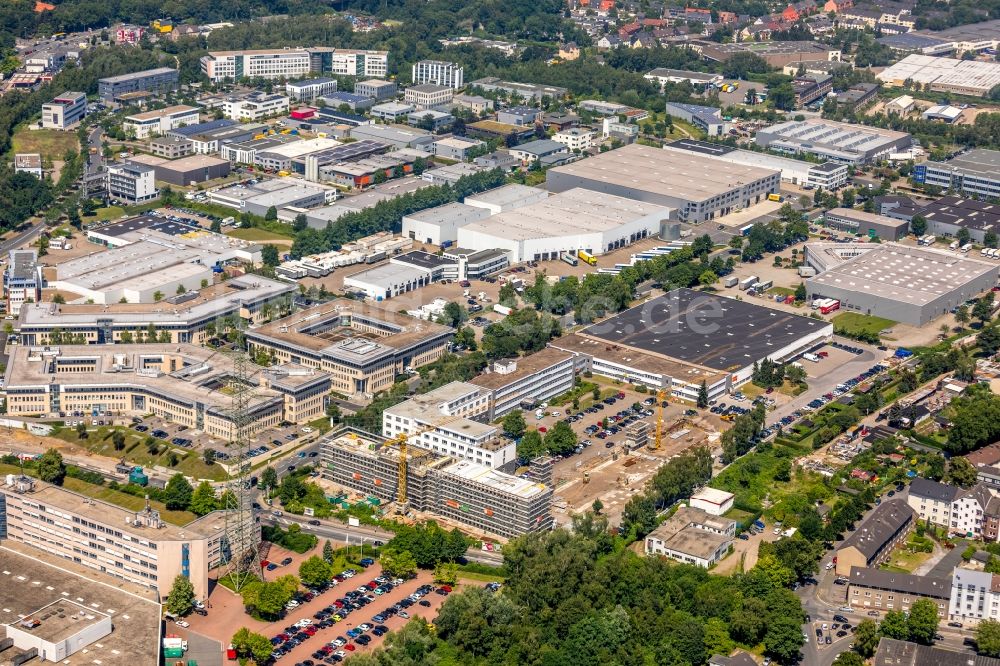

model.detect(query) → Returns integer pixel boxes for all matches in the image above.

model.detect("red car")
[261,560,270,567]
[440,585,453,592]
[344,644,356,652]
[616,392,625,399]
[304,626,318,636]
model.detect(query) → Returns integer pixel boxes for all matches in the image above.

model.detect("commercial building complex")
[97,67,179,101]
[123,105,199,139]
[41,91,86,129]
[546,143,780,223]
[245,301,452,400]
[457,187,668,263]
[208,179,334,217]
[916,149,1000,200]
[125,154,231,186]
[468,349,575,420]
[822,208,909,240]
[200,48,388,82]
[551,288,832,401]
[106,163,158,204]
[221,92,290,121]
[354,78,398,100]
[4,250,40,316]
[319,429,553,539]
[0,472,254,600]
[286,77,338,102]
[404,84,454,110]
[691,40,842,67]
[805,242,998,326]
[916,196,1000,245]
[401,202,492,246]
[411,60,464,89]
[877,54,1000,97]
[835,500,914,576]
[754,118,912,164]
[663,139,849,190]
[663,102,727,136]
[644,68,722,88]
[468,77,568,101]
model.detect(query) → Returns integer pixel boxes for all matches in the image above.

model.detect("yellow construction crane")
[652,388,668,450]
[388,420,442,508]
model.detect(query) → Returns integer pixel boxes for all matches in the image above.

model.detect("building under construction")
[319,428,554,539]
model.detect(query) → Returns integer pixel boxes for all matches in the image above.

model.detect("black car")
[355,635,371,646]
[419,600,432,607]
[833,615,848,623]
[308,519,321,526]
[281,557,293,566]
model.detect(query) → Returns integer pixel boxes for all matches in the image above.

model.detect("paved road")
[0,222,45,255]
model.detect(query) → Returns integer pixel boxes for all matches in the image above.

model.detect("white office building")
[106,163,158,204]
[123,105,200,139]
[383,381,516,469]
[553,127,596,152]
[41,91,86,130]
[412,60,464,89]
[222,93,290,121]
[286,77,338,102]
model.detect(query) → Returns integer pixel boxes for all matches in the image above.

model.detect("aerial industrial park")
[0,2,1000,665]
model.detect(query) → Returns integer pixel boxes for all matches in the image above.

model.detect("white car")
[285,600,299,609]
[294,618,313,628]
[302,426,314,433]
[175,619,190,628]
[551,411,561,417]
[839,606,853,613]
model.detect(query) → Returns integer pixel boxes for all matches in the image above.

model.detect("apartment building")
[908,478,998,538]
[97,67,179,101]
[468,349,575,419]
[319,429,553,539]
[201,48,388,82]
[404,84,454,110]
[848,567,951,617]
[4,250,40,316]
[222,92,290,121]
[106,163,157,204]
[949,568,1000,625]
[553,127,596,152]
[123,105,199,139]
[0,473,257,600]
[907,477,962,527]
[41,91,86,129]
[835,500,915,576]
[411,60,464,89]
[382,382,515,470]
[286,77,338,102]
[3,345,329,439]
[245,301,452,400]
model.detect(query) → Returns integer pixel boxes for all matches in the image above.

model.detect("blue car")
[359,558,375,567]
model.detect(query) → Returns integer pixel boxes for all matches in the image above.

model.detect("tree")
[944,457,978,488]
[203,448,216,465]
[977,619,1000,657]
[987,231,999,249]
[264,205,278,221]
[517,430,545,460]
[232,627,273,664]
[974,295,996,325]
[958,227,972,246]
[323,540,335,564]
[261,244,280,267]
[502,410,526,438]
[260,466,278,494]
[795,282,807,302]
[543,421,577,456]
[833,653,864,666]
[764,616,804,663]
[910,215,927,236]
[957,304,971,327]
[166,574,196,616]
[111,429,126,451]
[326,401,341,423]
[907,598,940,644]
[853,619,881,658]
[189,481,218,516]
[210,218,222,233]
[76,422,88,439]
[293,213,308,232]
[37,449,66,485]
[880,610,910,640]
[153,290,163,302]
[697,380,709,408]
[380,548,418,579]
[164,473,193,510]
[299,555,333,588]
[433,561,458,586]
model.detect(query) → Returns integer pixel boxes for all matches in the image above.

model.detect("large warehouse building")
[545,143,780,223]
[877,54,1000,97]
[805,242,999,326]
[755,118,912,164]
[550,288,833,401]
[456,188,670,262]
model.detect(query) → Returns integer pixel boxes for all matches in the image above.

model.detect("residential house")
[848,567,951,616]
[597,34,624,49]
[907,477,962,528]
[558,42,581,60]
[835,500,914,576]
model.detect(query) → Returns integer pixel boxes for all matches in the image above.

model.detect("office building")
[457,187,668,263]
[4,250,40,316]
[915,196,1000,245]
[208,178,332,216]
[13,153,42,178]
[465,120,536,143]
[370,102,415,122]
[429,136,484,161]
[285,77,337,102]
[664,102,728,136]
[644,505,736,568]
[354,78,398,100]
[17,271,292,346]
[823,208,909,240]
[348,124,434,150]
[835,500,914,576]
[123,105,199,139]
[691,40,842,67]
[453,94,493,115]
[245,301,452,400]
[407,109,453,131]
[125,154,230,186]
[106,163,157,204]
[805,242,998,326]
[320,91,377,112]
[319,429,553,539]
[508,139,568,165]
[877,54,1000,97]
[40,91,86,129]
[754,117,913,164]
[4,344,329,438]
[201,48,387,82]
[149,136,194,158]
[411,60,464,89]
[917,149,1000,199]
[551,288,832,402]
[468,349,575,420]
[468,77,568,101]
[383,381,515,469]
[404,84,454,110]
[848,567,951,616]
[496,106,542,127]
[98,67,178,101]
[552,127,595,152]
[644,68,722,88]
[222,92,290,121]
[342,254,440,300]
[165,119,250,154]
[546,143,780,223]
[312,48,388,78]
[254,137,340,172]
[0,471,256,602]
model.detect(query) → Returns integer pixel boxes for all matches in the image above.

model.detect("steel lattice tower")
[220,350,263,591]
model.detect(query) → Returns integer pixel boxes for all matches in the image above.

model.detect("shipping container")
[724,276,739,288]
[561,252,579,266]
[738,276,758,291]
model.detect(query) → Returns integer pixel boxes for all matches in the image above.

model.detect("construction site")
[317,427,554,540]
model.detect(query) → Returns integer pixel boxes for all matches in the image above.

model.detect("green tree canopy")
[37,448,66,485]
[166,574,196,616]
[164,473,194,511]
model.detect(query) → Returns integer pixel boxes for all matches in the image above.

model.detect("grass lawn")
[457,569,506,583]
[768,286,796,297]
[226,228,294,242]
[52,426,229,481]
[87,206,128,222]
[832,312,896,337]
[12,127,80,160]
[880,546,932,574]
